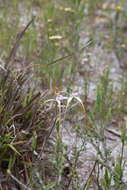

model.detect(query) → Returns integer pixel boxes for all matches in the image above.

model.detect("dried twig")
[83,160,97,190]
[6,17,34,68]
[38,116,57,160]
[7,170,32,190]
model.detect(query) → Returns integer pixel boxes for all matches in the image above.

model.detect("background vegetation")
[1,0,127,189]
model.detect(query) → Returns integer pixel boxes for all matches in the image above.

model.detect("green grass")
[1,0,127,189]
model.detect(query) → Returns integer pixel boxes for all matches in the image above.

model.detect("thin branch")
[38,117,57,160]
[7,170,32,190]
[6,17,34,68]
[83,160,97,190]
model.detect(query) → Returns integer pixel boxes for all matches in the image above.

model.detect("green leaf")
[7,144,21,156]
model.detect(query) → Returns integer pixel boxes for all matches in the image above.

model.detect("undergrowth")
[1,0,127,190]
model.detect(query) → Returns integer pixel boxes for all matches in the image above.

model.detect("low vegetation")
[1,0,127,189]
